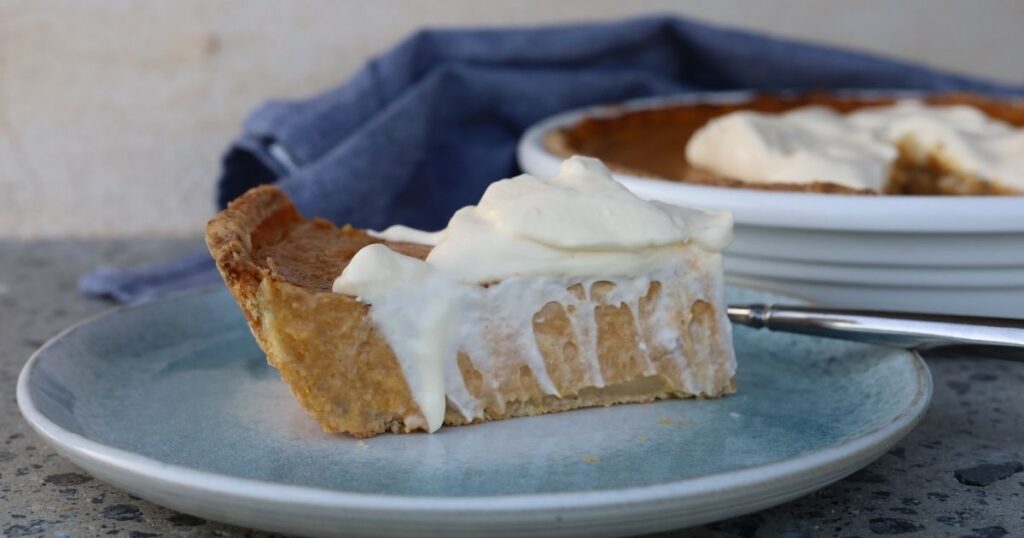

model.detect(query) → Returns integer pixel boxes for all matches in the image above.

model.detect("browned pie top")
[206,185,430,294]
[547,92,1024,193]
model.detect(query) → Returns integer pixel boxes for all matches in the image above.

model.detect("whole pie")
[206,157,737,437]
[546,93,1024,195]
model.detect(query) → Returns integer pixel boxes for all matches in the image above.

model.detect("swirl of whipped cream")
[685,100,1024,192]
[413,156,731,283]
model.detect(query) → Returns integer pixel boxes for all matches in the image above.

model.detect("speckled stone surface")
[2,239,1022,538]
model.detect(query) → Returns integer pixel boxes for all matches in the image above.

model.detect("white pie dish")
[517,93,1024,317]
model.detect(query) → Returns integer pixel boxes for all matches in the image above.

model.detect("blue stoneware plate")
[18,286,931,537]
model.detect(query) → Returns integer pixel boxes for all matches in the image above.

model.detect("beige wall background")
[2,0,1022,239]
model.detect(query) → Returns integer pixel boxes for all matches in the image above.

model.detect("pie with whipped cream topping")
[206,157,736,437]
[547,93,1024,195]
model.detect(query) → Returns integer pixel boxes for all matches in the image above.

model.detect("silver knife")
[728,304,1024,360]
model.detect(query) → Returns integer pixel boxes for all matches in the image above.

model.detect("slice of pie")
[546,93,1024,195]
[206,156,736,437]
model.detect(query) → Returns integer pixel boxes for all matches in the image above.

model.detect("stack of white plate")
[518,97,1024,318]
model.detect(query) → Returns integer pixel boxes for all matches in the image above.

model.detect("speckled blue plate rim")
[16,285,932,515]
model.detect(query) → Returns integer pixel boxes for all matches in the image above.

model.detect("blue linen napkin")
[80,15,1023,303]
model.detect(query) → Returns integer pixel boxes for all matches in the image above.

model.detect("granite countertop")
[1,239,1022,538]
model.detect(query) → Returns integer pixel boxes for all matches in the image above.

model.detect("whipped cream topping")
[375,156,732,283]
[685,100,1024,191]
[333,156,733,432]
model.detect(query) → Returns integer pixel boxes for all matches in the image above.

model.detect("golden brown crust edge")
[205,186,427,437]
[205,185,294,332]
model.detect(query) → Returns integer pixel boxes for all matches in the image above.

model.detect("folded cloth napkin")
[80,15,1023,303]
